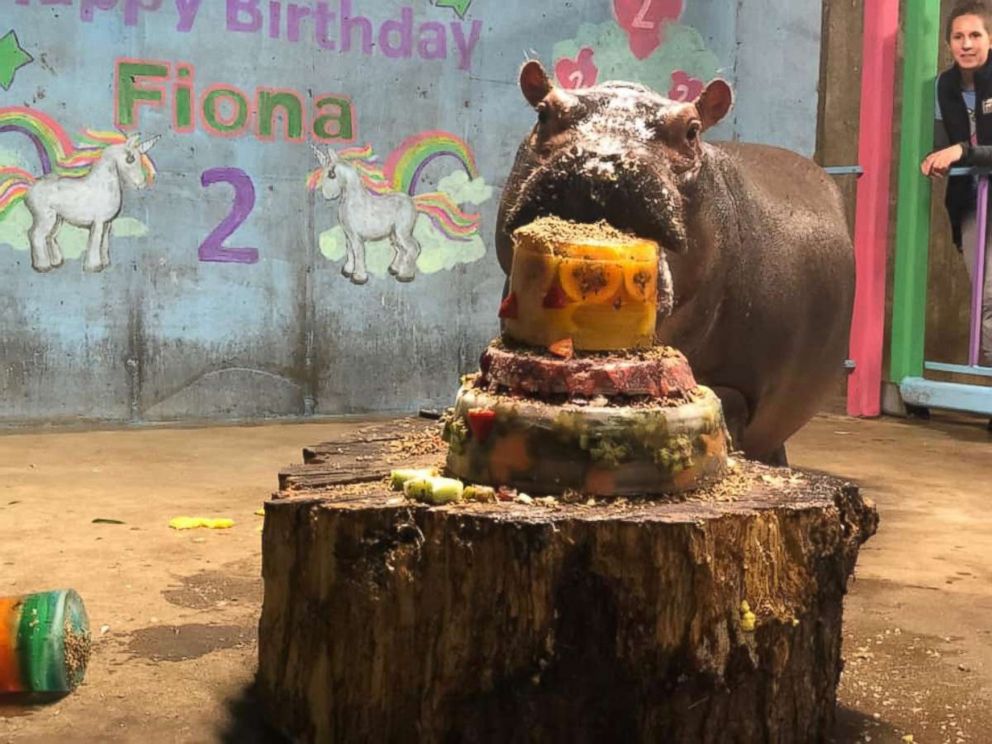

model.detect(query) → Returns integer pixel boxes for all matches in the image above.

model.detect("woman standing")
[921,0,992,368]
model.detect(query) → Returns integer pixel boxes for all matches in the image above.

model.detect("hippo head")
[497,61,733,271]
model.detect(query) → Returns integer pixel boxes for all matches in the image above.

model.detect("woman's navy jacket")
[937,57,992,247]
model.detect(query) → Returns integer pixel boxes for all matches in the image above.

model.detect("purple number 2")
[198,167,259,264]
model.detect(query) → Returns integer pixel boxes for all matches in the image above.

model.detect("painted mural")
[308,132,491,283]
[1,2,488,281]
[552,0,720,100]
[0,109,157,272]
[0,0,823,423]
[0,1,717,283]
[0,30,32,92]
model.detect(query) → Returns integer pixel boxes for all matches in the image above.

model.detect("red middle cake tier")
[478,340,698,400]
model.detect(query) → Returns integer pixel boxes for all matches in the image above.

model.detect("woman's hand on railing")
[921,143,965,178]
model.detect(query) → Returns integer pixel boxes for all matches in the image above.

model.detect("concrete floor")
[0,408,990,743]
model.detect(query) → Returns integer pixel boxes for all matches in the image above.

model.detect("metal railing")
[900,165,992,418]
[926,166,992,376]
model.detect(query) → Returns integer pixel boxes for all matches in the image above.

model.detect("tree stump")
[258,418,878,743]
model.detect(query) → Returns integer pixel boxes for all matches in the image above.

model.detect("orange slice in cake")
[559,259,623,303]
[623,263,658,303]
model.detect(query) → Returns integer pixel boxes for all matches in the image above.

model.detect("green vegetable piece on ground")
[390,467,439,490]
[426,477,464,504]
[403,477,435,500]
[403,476,465,505]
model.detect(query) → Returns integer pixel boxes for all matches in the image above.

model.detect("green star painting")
[0,30,32,92]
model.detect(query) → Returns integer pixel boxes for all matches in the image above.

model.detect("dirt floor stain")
[126,624,252,662]
[162,568,262,610]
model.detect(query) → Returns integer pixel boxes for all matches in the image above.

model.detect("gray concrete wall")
[1,0,822,425]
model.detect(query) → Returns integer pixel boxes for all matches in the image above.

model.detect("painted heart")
[613,0,683,60]
[554,47,599,89]
[668,70,703,102]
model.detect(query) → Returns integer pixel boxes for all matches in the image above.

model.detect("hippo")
[496,61,855,464]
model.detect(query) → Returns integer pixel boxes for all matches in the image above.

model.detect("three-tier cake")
[443,217,730,496]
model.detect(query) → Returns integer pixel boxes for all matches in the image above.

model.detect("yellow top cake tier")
[501,217,659,351]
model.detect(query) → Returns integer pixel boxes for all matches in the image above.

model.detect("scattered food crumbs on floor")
[254,508,265,516]
[168,517,235,530]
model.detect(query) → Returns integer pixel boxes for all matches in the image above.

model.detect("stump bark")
[258,418,877,744]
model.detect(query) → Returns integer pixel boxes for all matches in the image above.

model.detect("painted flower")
[668,70,703,102]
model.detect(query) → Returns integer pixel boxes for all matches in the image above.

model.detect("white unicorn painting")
[311,144,421,285]
[24,134,159,273]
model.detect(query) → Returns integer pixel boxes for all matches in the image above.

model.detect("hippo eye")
[328,167,336,179]
[687,122,701,143]
[126,152,136,164]
[537,103,550,124]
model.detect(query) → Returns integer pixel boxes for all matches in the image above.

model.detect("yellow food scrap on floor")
[254,508,265,516]
[169,517,235,530]
[901,736,914,743]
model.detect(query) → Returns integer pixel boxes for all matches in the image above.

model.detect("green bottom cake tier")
[443,381,730,496]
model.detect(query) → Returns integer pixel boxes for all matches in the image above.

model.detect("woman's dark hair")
[947,1,992,42]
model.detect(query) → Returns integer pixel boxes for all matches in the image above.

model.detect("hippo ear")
[520,60,553,108]
[695,79,734,131]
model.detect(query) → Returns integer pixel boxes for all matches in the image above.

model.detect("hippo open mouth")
[502,160,689,257]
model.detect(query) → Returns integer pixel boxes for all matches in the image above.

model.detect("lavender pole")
[970,177,989,367]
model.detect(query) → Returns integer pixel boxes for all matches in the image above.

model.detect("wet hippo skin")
[496,62,855,464]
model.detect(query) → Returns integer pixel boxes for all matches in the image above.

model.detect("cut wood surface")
[261,418,878,743]
[279,418,440,491]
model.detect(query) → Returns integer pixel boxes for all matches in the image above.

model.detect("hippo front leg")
[764,445,789,467]
[711,385,789,466]
[710,385,749,456]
